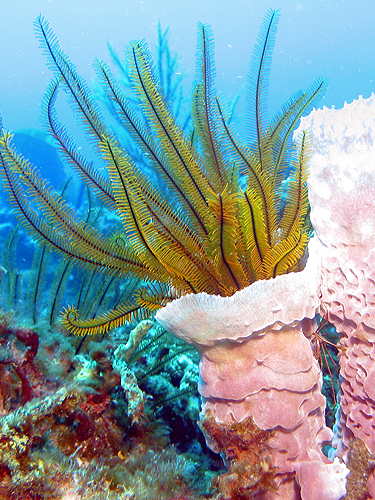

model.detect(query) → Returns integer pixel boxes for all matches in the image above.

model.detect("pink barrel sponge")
[156,238,348,499]
[298,94,375,495]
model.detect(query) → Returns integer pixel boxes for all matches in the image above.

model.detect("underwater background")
[0,0,373,499]
[2,0,375,134]
[2,0,375,175]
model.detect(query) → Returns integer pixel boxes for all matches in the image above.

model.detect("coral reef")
[0,318,216,499]
[5,5,375,499]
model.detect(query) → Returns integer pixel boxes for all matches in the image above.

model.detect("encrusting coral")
[298,94,375,499]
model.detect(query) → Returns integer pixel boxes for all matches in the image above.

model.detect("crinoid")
[0,10,327,336]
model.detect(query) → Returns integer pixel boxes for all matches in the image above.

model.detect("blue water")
[1,0,374,136]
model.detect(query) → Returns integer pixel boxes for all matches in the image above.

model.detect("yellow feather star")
[0,10,327,335]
